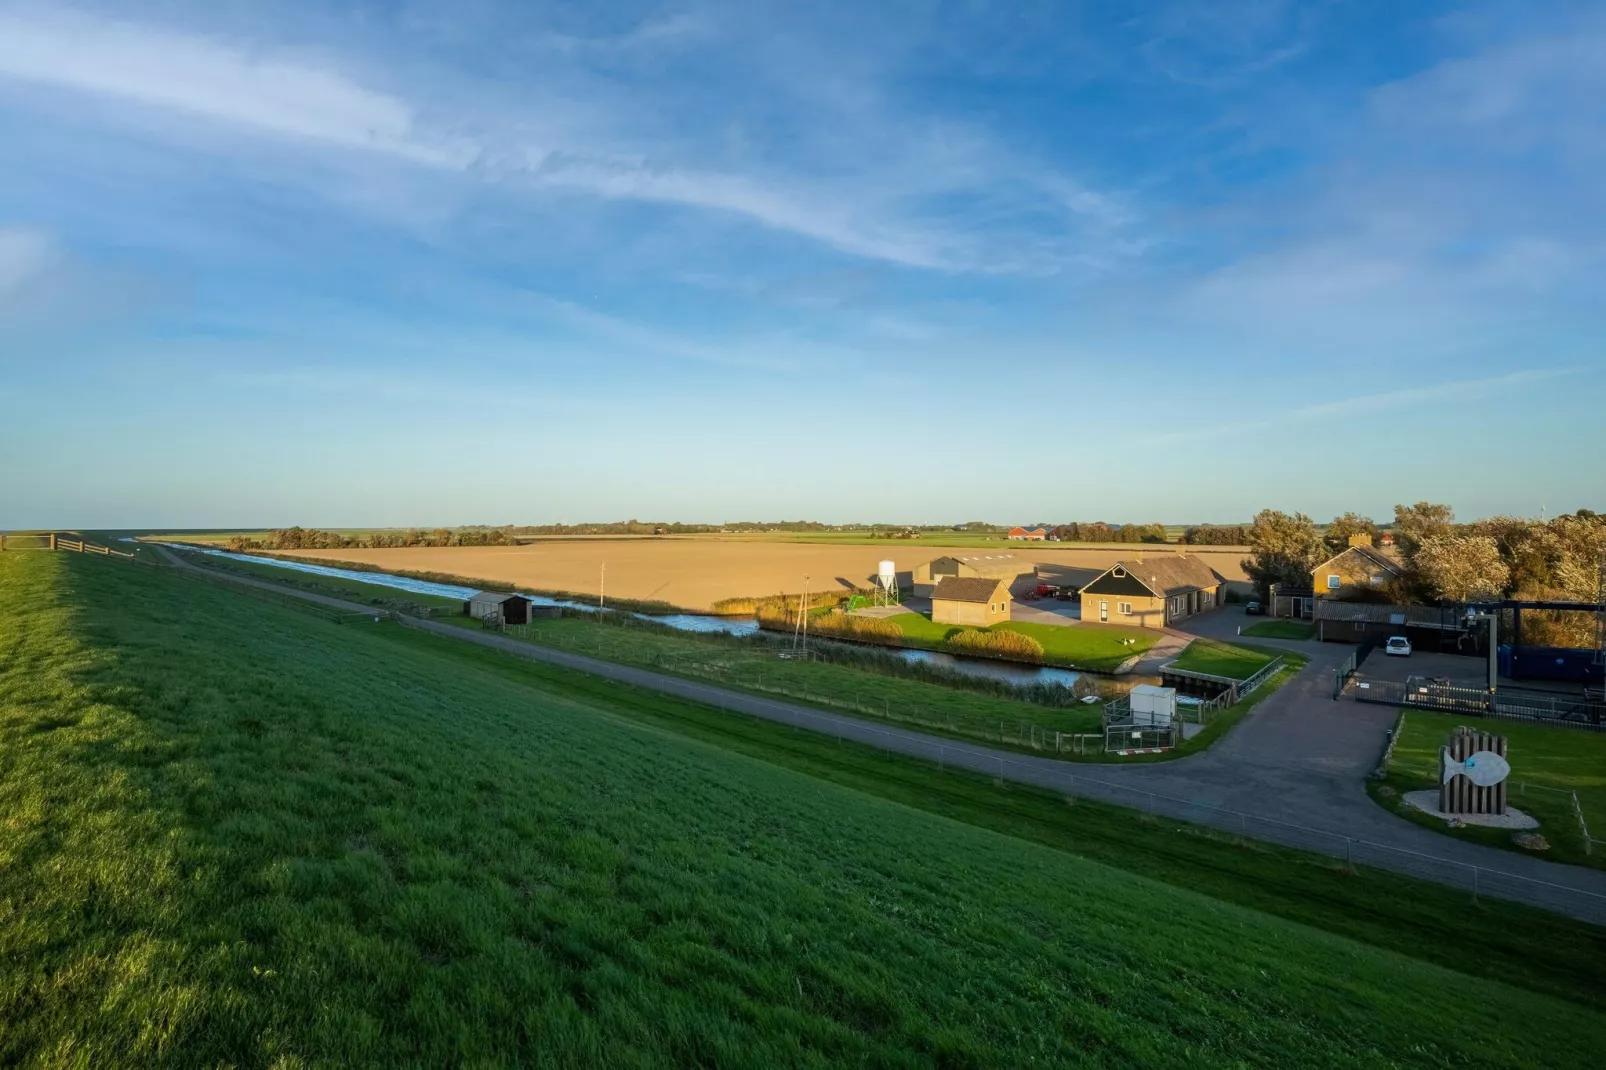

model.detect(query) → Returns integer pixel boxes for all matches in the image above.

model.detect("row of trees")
[1180,524,1252,545]
[1048,522,1170,544]
[1243,505,1605,646]
[225,526,517,552]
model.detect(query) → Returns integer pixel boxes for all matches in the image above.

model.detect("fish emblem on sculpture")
[1440,748,1511,787]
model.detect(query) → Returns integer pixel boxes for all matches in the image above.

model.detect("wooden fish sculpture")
[1440,748,1511,787]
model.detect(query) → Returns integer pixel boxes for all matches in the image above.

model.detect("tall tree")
[1324,512,1379,552]
[1242,509,1325,594]
[1392,502,1455,557]
[1414,535,1510,603]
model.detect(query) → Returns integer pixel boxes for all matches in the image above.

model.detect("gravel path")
[152,546,1606,924]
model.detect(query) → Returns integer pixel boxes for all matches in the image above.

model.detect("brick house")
[1080,556,1225,629]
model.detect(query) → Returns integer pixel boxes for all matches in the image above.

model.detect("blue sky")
[1,0,1601,527]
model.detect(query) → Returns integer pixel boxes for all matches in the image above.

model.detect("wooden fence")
[0,532,135,558]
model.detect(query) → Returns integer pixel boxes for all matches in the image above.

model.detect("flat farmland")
[272,538,1251,610]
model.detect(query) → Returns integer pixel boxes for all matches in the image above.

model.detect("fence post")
[1345,838,1353,873]
[48,533,57,550]
[1471,866,1480,904]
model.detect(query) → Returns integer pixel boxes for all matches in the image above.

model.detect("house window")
[1353,621,1366,632]
[1172,597,1181,615]
[1327,574,1341,590]
[1118,602,1132,615]
[1113,567,1125,577]
[1100,600,1109,622]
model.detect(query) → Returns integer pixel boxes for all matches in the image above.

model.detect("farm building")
[1270,582,1316,620]
[930,577,1012,627]
[1313,600,1475,650]
[912,554,1037,598]
[1080,556,1224,629]
[465,591,534,625]
[1007,527,1048,541]
[1312,536,1403,603]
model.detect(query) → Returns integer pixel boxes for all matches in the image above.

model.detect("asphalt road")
[152,546,1606,923]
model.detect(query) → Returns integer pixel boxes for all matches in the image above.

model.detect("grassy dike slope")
[1,553,1602,1067]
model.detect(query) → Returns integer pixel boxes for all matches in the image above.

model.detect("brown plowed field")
[275,538,1251,611]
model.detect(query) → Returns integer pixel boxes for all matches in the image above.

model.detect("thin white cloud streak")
[0,225,54,295]
[216,365,625,419]
[522,156,955,270]
[0,5,1128,274]
[520,292,805,371]
[1157,369,1580,444]
[0,7,469,166]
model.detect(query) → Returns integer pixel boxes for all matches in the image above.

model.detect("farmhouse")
[1080,555,1224,629]
[930,577,1012,627]
[1313,535,1403,602]
[1007,527,1048,541]
[912,554,1036,597]
[465,591,533,625]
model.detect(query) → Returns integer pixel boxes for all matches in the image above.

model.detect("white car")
[1384,636,1412,657]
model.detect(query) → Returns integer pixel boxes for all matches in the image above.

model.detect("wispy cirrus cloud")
[0,225,54,297]
[1156,368,1581,444]
[0,4,1129,275]
[0,7,469,166]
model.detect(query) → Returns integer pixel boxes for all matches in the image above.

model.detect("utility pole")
[600,561,606,610]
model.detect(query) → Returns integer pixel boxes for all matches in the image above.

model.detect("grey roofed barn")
[930,576,1010,603]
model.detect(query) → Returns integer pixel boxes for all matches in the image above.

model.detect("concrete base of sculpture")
[1402,790,1539,830]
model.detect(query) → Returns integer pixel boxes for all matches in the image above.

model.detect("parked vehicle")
[1385,636,1413,657]
[1035,584,1060,598]
[1244,600,1264,616]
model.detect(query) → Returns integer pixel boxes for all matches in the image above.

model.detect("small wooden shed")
[930,576,1012,626]
[465,591,533,625]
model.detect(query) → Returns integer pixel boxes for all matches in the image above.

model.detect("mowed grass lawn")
[1373,710,1606,871]
[175,548,464,612]
[4,554,1605,1066]
[485,616,1104,747]
[885,611,1157,671]
[1168,639,1281,680]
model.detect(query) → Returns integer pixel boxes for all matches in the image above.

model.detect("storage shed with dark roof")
[930,576,1013,627]
[465,591,534,625]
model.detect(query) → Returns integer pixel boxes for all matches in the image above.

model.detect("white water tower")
[876,559,899,606]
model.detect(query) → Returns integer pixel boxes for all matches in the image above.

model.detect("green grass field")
[487,615,1105,752]
[169,547,465,612]
[168,554,1108,753]
[1241,620,1318,640]
[882,611,1158,671]
[4,553,1605,1065]
[1371,710,1606,871]
[1167,639,1280,680]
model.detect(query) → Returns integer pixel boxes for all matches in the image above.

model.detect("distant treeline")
[226,527,516,552]
[1047,522,1170,544]
[222,519,1261,552]
[1179,524,1254,545]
